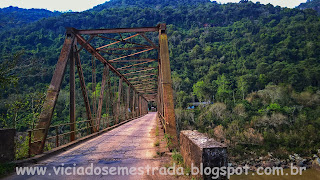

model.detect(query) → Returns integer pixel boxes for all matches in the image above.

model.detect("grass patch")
[154,140,160,147]
[163,133,173,148]
[171,150,184,165]
[155,124,159,136]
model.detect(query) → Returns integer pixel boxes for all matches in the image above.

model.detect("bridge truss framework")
[29,24,177,155]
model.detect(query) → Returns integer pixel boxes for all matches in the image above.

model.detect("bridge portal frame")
[29,24,177,155]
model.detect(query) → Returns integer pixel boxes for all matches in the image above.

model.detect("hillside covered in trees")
[299,0,320,13]
[0,6,61,32]
[0,0,319,162]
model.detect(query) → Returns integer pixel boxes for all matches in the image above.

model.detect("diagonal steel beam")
[118,67,155,71]
[116,61,155,70]
[111,59,157,63]
[97,35,151,49]
[129,78,157,83]
[108,48,154,62]
[127,74,156,80]
[139,33,159,49]
[123,68,156,76]
[96,34,142,49]
[75,32,148,101]
[77,35,95,53]
[99,46,150,51]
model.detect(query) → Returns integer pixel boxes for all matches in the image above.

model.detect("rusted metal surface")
[75,51,93,132]
[100,47,151,51]
[75,33,147,102]
[76,35,95,53]
[75,26,159,35]
[111,59,157,63]
[91,56,97,131]
[96,34,141,49]
[105,65,111,127]
[70,44,76,142]
[118,67,155,71]
[116,77,123,124]
[123,67,156,76]
[29,33,75,155]
[127,74,156,80]
[132,91,136,118]
[29,24,179,156]
[116,61,156,70]
[158,24,178,150]
[126,86,130,119]
[97,64,108,130]
[108,48,154,62]
[138,33,159,49]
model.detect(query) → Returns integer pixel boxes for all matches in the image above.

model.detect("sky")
[0,0,308,12]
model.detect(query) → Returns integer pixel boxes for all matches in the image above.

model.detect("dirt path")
[7,112,187,180]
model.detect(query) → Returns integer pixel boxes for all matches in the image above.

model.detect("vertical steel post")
[126,86,130,120]
[159,23,178,150]
[112,79,117,124]
[70,42,76,142]
[75,49,93,133]
[105,66,110,127]
[116,77,122,123]
[139,95,142,116]
[132,91,136,118]
[97,64,108,130]
[55,126,59,147]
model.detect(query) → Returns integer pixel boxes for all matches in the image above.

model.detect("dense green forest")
[0,0,320,161]
[0,6,61,32]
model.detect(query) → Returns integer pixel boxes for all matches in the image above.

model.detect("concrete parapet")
[180,130,228,180]
[0,129,16,163]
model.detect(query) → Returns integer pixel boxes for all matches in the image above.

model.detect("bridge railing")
[158,112,167,132]
[27,112,143,157]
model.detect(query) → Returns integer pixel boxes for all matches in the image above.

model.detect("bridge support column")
[159,24,178,150]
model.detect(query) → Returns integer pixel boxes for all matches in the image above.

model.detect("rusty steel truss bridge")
[28,24,178,156]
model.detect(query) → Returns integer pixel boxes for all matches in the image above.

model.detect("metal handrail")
[28,112,144,157]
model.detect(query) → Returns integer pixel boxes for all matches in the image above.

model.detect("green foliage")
[0,162,15,178]
[267,103,282,112]
[15,135,29,160]
[164,133,173,148]
[171,150,184,165]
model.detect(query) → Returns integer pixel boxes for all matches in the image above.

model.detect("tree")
[215,74,231,103]
[237,76,248,100]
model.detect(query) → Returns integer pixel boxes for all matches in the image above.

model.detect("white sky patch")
[0,0,308,12]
